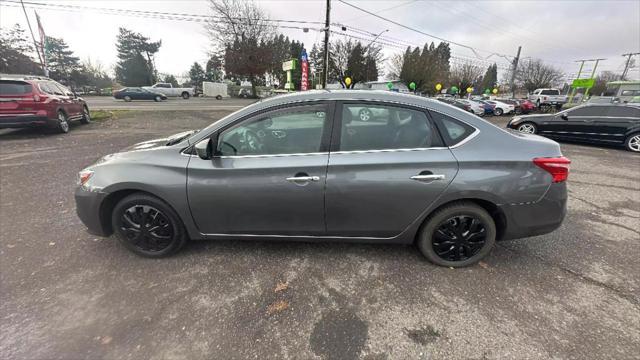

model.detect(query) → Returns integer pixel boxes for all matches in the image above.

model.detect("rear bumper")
[0,115,55,128]
[75,187,110,237]
[499,182,567,240]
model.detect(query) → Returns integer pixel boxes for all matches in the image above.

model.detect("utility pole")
[568,58,604,103]
[322,0,331,89]
[510,45,521,98]
[621,52,640,80]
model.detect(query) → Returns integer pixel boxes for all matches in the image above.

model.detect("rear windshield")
[0,81,33,95]
[540,89,560,95]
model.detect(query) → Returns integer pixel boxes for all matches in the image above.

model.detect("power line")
[335,0,515,61]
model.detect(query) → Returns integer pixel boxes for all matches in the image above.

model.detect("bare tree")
[206,0,275,51]
[387,53,404,80]
[515,59,565,93]
[449,63,483,94]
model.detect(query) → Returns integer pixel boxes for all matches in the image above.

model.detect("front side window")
[566,106,606,116]
[339,104,443,151]
[217,104,328,156]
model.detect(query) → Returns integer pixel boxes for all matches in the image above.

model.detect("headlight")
[78,169,94,186]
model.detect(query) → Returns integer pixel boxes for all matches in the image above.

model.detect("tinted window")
[52,82,72,95]
[429,111,476,145]
[157,83,170,88]
[339,104,443,151]
[0,81,32,95]
[218,104,328,156]
[620,90,640,96]
[567,106,607,116]
[541,89,560,95]
[607,106,640,118]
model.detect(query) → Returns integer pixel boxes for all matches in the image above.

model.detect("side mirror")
[194,138,212,160]
[560,114,568,120]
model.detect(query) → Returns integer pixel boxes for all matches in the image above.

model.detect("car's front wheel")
[517,122,537,134]
[154,95,162,102]
[417,202,496,267]
[124,96,132,102]
[181,92,190,99]
[625,133,640,152]
[112,193,187,257]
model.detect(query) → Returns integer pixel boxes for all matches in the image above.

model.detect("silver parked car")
[75,90,570,267]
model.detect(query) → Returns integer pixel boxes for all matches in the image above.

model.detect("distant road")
[84,96,257,111]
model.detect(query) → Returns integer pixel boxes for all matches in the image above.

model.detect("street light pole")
[322,0,331,89]
[363,29,389,88]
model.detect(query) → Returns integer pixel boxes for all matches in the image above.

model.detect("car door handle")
[410,174,445,181]
[286,176,319,182]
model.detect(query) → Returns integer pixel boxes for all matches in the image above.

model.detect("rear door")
[591,106,640,143]
[187,101,333,235]
[324,102,459,238]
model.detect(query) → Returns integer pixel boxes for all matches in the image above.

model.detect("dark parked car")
[508,103,640,152]
[113,87,167,102]
[76,90,570,267]
[436,97,471,112]
[0,75,90,133]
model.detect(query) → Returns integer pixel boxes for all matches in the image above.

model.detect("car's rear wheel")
[154,95,162,102]
[517,122,537,134]
[494,108,503,116]
[80,106,91,124]
[624,133,640,152]
[181,92,190,99]
[111,193,187,257]
[417,202,496,267]
[56,111,69,133]
[124,96,132,102]
[358,108,372,121]
[215,95,222,100]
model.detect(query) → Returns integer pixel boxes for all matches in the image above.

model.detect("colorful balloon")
[450,86,459,94]
[484,89,490,94]
[387,82,393,90]
[409,82,416,90]
[435,83,442,91]
[345,77,352,86]
[492,88,498,94]
[466,87,473,94]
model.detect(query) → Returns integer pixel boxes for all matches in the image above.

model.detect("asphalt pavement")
[0,110,639,360]
[84,96,256,111]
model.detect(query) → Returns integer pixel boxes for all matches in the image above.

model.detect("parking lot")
[0,109,638,359]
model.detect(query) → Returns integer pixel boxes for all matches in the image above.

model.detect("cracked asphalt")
[1,110,639,359]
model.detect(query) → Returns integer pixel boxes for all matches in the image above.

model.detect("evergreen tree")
[45,36,80,81]
[0,24,41,74]
[115,28,161,86]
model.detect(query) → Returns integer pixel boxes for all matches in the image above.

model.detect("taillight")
[33,95,40,102]
[533,157,571,183]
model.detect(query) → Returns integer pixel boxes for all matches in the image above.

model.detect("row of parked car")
[437,96,537,116]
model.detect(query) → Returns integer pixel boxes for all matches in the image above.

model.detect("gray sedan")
[75,90,570,267]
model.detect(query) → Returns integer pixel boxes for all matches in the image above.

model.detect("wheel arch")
[412,197,507,244]
[98,188,191,238]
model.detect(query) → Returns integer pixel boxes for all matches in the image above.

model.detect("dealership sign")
[571,78,595,88]
[300,49,309,91]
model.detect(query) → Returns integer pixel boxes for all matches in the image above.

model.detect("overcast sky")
[1,0,639,82]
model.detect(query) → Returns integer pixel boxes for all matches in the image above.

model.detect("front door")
[540,106,592,141]
[187,102,334,235]
[325,102,459,238]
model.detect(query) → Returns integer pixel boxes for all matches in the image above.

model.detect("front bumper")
[75,187,110,236]
[499,182,567,240]
[0,115,55,129]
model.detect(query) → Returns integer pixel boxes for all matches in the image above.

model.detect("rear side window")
[607,106,640,118]
[0,81,33,95]
[429,111,476,146]
[38,82,64,95]
[339,104,443,151]
[541,89,560,95]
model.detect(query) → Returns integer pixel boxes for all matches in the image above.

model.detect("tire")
[80,106,91,124]
[536,99,540,108]
[56,111,70,133]
[417,202,496,268]
[181,92,190,100]
[111,193,187,258]
[517,122,537,134]
[494,108,503,116]
[124,96,132,102]
[358,108,372,122]
[215,95,222,100]
[624,132,640,152]
[154,95,162,102]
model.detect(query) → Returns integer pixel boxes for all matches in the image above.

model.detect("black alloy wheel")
[432,215,487,262]
[119,205,174,252]
[417,202,496,267]
[112,194,187,257]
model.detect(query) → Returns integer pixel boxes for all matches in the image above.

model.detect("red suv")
[0,75,90,133]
